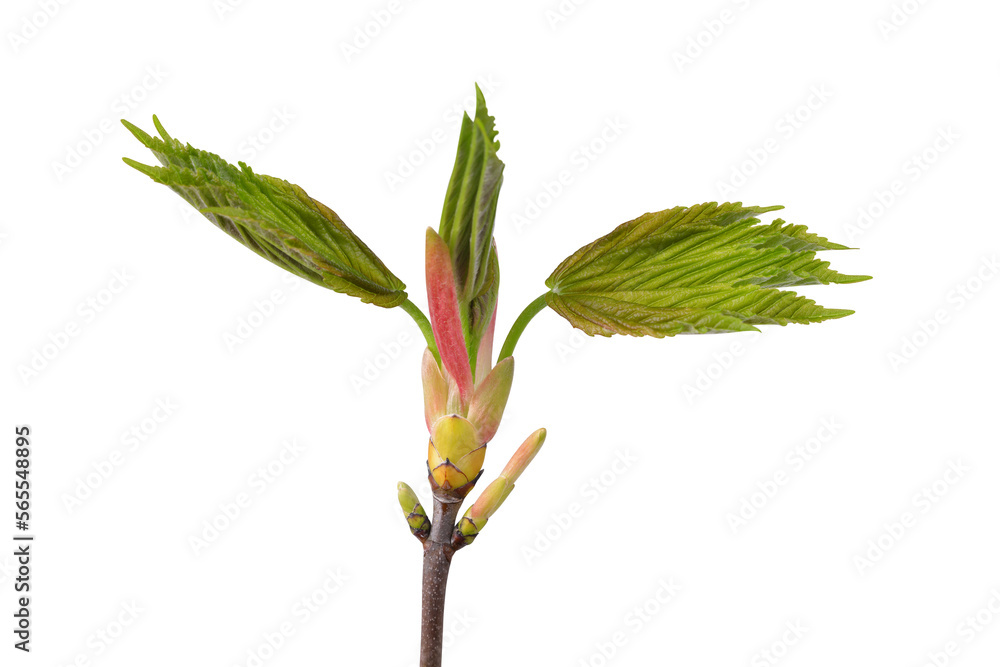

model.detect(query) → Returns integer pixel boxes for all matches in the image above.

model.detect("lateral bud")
[454,428,546,547]
[397,482,431,541]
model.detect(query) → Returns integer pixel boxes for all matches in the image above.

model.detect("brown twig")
[420,495,463,667]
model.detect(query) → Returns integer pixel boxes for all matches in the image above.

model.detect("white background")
[3,1,999,665]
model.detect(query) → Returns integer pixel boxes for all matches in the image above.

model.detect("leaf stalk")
[498,293,549,361]
[401,299,440,365]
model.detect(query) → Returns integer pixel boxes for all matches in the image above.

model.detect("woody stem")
[420,496,462,667]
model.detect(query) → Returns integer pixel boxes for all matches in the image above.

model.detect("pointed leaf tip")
[473,83,499,150]
[152,114,171,141]
[120,119,154,147]
[121,157,157,177]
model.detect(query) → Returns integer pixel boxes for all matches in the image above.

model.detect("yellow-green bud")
[470,477,512,522]
[456,479,515,546]
[455,516,485,546]
[455,428,546,546]
[397,482,431,540]
[428,415,485,494]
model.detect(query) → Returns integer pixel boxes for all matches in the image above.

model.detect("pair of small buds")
[397,427,546,546]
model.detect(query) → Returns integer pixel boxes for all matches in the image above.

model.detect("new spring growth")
[456,428,547,546]
[122,82,868,667]
[422,228,518,499]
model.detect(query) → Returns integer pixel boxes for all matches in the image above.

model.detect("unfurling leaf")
[545,202,870,337]
[437,86,504,376]
[122,116,407,307]
[465,241,499,377]
[438,84,504,301]
[474,300,498,386]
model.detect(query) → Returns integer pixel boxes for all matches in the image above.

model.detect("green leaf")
[438,84,504,301]
[122,116,407,308]
[545,202,870,337]
[463,241,499,376]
